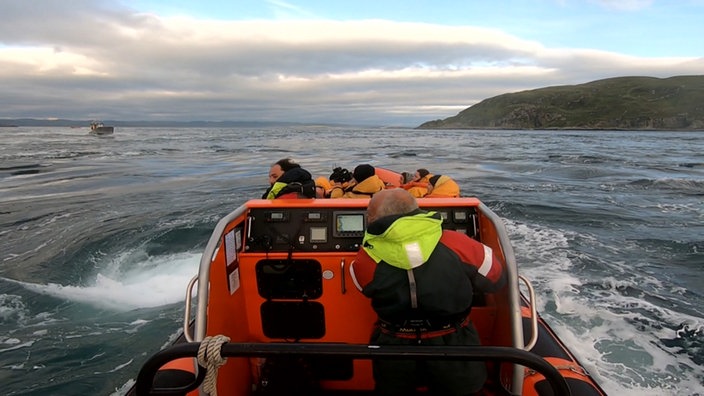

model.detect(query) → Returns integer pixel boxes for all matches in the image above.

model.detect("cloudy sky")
[1,0,702,126]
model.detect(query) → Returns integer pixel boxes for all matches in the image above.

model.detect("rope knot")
[197,334,230,395]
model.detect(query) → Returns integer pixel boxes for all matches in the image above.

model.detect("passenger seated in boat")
[314,167,353,198]
[314,177,332,198]
[350,189,506,396]
[400,168,432,197]
[425,174,461,198]
[329,164,384,198]
[261,158,316,199]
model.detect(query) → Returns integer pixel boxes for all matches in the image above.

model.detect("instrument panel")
[244,205,479,253]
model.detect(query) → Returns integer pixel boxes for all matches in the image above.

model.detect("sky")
[1,0,703,127]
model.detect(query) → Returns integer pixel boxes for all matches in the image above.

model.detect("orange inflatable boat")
[130,181,607,395]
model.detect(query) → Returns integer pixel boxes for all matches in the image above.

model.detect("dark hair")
[416,168,430,178]
[353,164,375,182]
[330,167,352,183]
[274,158,301,172]
[429,175,441,186]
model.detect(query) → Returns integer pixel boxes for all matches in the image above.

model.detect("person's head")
[314,176,332,198]
[269,158,300,185]
[429,175,441,186]
[367,188,418,224]
[414,168,430,181]
[353,164,375,183]
[427,174,441,193]
[329,167,352,184]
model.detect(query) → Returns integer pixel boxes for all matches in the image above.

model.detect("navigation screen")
[336,214,364,232]
[310,227,327,243]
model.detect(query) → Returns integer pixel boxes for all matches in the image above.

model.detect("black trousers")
[369,322,487,396]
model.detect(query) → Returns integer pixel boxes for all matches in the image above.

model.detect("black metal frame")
[135,342,571,396]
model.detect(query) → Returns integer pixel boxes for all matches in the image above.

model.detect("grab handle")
[183,275,199,342]
[519,275,538,351]
[340,259,347,294]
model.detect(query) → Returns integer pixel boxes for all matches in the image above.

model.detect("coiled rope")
[197,335,231,395]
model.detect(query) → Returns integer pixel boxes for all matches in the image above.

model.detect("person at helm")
[350,189,506,395]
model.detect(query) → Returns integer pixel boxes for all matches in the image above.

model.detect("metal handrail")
[183,275,198,342]
[192,205,249,342]
[519,275,539,351]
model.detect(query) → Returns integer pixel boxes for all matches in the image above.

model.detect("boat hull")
[89,126,114,135]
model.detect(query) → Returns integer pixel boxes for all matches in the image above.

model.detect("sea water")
[1,127,702,395]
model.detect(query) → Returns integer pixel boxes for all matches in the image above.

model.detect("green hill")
[418,75,704,130]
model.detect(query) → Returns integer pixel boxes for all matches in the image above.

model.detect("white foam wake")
[9,252,200,311]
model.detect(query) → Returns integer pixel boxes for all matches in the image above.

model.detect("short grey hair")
[368,189,418,223]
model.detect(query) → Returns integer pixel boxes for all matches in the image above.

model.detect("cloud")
[0,2,700,126]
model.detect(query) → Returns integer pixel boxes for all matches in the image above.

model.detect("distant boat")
[89,121,114,135]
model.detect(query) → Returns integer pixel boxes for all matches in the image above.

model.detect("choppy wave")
[504,217,704,395]
[0,294,29,325]
[625,177,704,194]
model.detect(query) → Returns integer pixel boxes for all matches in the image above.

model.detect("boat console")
[244,203,480,253]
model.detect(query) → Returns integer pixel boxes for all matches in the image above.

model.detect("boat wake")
[503,217,704,396]
[3,251,200,311]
